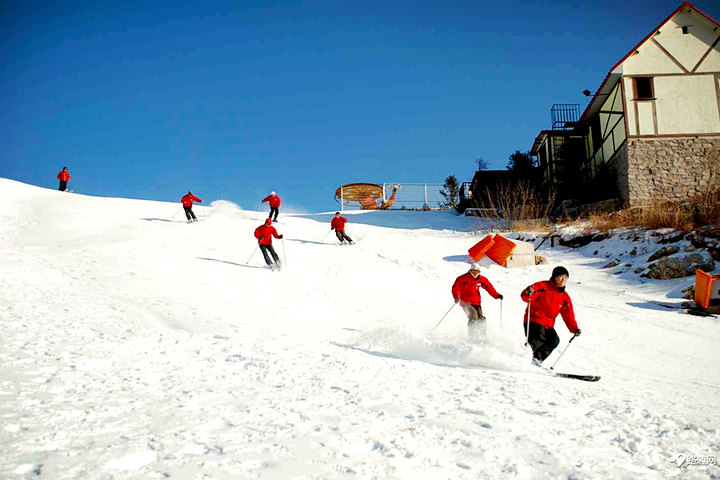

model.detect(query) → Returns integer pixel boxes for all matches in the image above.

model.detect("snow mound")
[345,327,529,373]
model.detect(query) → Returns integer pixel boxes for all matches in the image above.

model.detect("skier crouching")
[330,212,354,244]
[254,218,284,270]
[451,263,503,338]
[521,266,581,366]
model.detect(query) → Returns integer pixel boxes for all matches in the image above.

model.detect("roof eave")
[580,71,622,121]
[579,2,720,122]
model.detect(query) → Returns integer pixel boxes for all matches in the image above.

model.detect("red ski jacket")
[181,194,202,207]
[57,170,70,182]
[451,272,500,305]
[330,216,348,231]
[262,194,281,208]
[254,224,281,245]
[520,280,578,332]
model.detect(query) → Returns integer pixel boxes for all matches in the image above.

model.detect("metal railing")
[551,104,580,130]
[382,182,445,210]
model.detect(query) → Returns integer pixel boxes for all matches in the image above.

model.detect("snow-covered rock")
[643,253,715,279]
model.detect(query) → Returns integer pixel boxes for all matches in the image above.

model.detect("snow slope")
[1,178,718,479]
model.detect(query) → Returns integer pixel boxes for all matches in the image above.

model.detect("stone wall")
[608,143,629,203]
[624,136,720,206]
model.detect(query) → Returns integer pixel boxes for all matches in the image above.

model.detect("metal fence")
[338,182,447,210]
[382,182,446,210]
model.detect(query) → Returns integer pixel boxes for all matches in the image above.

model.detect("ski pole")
[549,336,576,370]
[171,207,182,220]
[524,297,531,346]
[321,229,332,243]
[429,303,457,335]
[500,298,503,324]
[281,237,287,267]
[246,245,259,264]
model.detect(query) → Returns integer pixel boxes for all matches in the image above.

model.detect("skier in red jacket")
[330,212,354,244]
[180,191,202,223]
[254,218,284,269]
[521,266,581,366]
[451,263,503,338]
[261,191,282,222]
[57,167,71,191]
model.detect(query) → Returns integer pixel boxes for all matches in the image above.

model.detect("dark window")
[634,77,654,100]
[681,25,690,34]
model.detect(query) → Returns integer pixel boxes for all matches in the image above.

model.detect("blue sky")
[2,0,718,212]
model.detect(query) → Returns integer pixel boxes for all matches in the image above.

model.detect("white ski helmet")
[271,191,276,195]
[469,263,481,271]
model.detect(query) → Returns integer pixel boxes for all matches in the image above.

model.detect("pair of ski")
[471,360,600,382]
[465,361,599,382]
[546,371,600,382]
[534,353,599,381]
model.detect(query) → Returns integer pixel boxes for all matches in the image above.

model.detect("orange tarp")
[486,234,517,267]
[695,269,720,309]
[468,235,494,261]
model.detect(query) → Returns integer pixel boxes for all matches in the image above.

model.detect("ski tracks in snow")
[5,262,710,479]
[2,183,720,479]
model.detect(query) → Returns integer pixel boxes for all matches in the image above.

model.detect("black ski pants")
[268,207,279,222]
[259,244,280,266]
[183,206,197,221]
[335,230,353,244]
[58,181,68,191]
[524,321,559,362]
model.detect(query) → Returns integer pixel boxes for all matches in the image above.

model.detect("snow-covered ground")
[1,178,718,479]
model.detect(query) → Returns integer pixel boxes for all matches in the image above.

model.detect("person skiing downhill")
[261,191,282,222]
[181,191,203,223]
[451,263,503,338]
[254,217,284,269]
[521,266,581,366]
[57,167,71,191]
[330,212,354,244]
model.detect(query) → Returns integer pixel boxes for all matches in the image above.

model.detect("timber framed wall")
[612,4,720,205]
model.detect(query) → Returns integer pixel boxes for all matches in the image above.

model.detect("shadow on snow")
[197,257,267,269]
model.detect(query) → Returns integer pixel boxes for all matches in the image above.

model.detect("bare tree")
[481,180,555,231]
[477,156,488,171]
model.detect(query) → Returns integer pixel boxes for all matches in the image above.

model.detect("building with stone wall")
[531,2,720,208]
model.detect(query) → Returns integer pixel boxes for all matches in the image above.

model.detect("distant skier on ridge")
[330,212,354,244]
[254,217,284,270]
[57,167,71,191]
[261,191,282,222]
[451,263,503,338]
[181,191,203,223]
[521,266,581,366]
